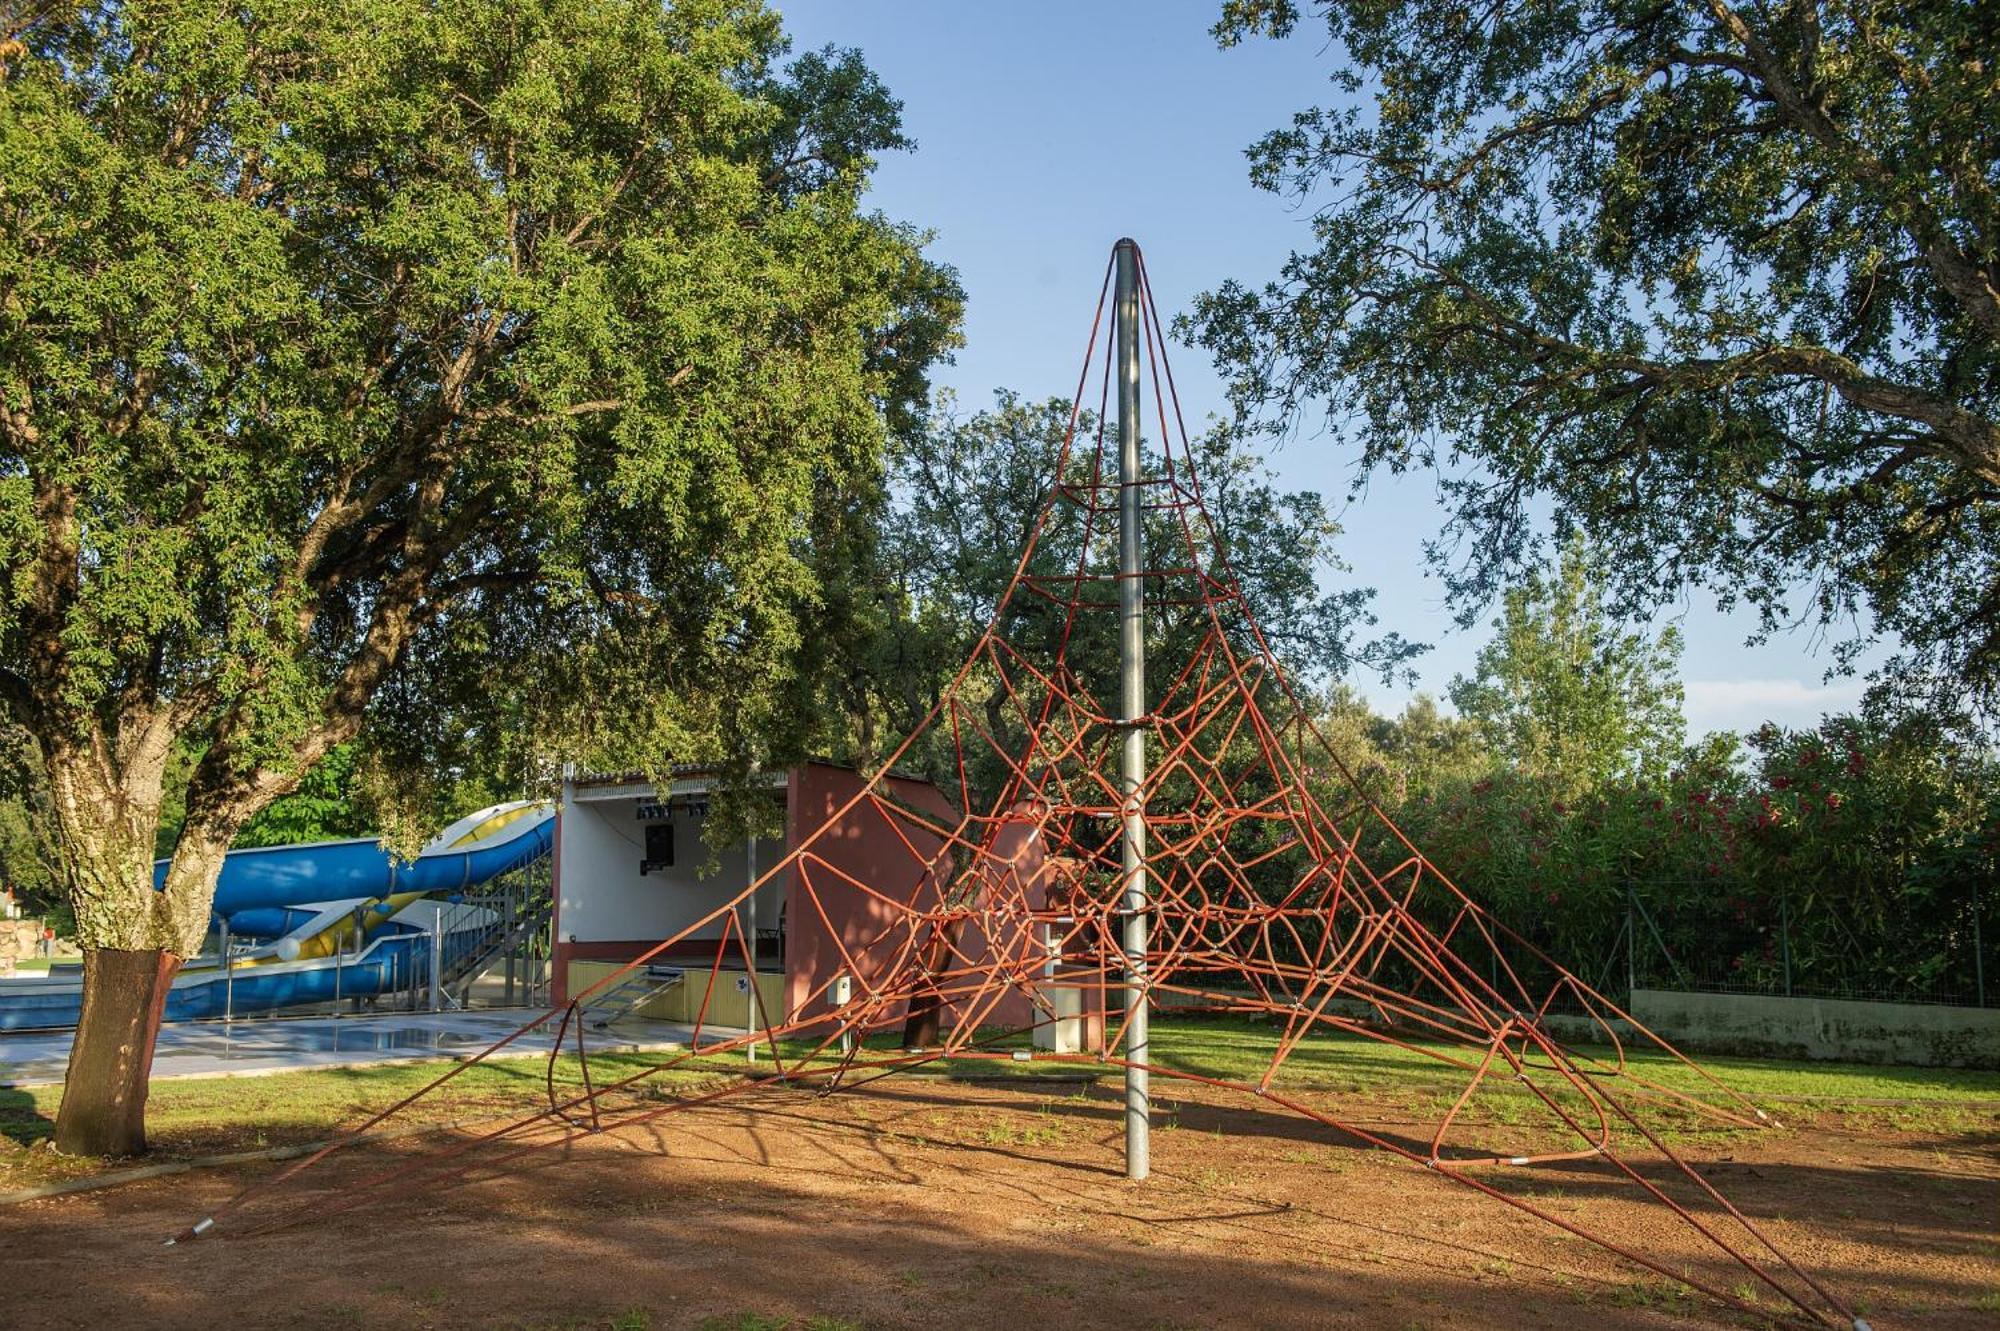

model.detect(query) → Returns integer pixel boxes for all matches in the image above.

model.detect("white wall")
[558,784,786,952]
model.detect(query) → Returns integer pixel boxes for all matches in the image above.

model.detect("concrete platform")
[0,1008,718,1087]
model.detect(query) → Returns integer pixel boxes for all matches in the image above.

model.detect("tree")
[1369,693,1489,804]
[860,391,1422,794]
[1449,544,1685,797]
[1197,0,2000,721]
[0,0,958,1155]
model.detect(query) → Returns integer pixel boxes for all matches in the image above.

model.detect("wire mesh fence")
[1620,876,1994,1008]
[1378,871,1997,1017]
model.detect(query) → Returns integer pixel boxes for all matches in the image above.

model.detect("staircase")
[435,859,554,1006]
[578,965,686,1028]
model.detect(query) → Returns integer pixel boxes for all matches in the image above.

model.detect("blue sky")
[779,1,1879,736]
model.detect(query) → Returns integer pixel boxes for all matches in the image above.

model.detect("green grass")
[0,1047,734,1189]
[1143,1016,1999,1103]
[1,958,52,973]
[4,1015,1991,1193]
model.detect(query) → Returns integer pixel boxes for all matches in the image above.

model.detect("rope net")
[174,244,1861,1329]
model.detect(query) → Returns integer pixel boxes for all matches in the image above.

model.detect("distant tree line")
[1309,556,1999,1006]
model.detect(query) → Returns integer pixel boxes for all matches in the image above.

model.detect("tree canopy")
[0,0,959,945]
[1197,0,2000,723]
[1449,542,1686,797]
[848,390,1422,796]
[0,0,959,1153]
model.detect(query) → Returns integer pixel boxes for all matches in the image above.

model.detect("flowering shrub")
[1366,715,1998,1004]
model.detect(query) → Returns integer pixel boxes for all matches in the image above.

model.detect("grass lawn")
[3,1015,1994,1194]
[1,958,52,973]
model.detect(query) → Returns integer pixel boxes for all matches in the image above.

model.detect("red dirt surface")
[2,1077,1994,1330]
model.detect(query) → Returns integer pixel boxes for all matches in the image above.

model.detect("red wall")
[781,763,1042,1035]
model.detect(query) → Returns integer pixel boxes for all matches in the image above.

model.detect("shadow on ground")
[0,1073,1993,1330]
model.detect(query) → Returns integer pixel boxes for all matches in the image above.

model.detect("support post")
[220,917,233,1025]
[1779,889,1792,998]
[746,827,758,1066]
[1114,237,1149,1181]
[1625,887,1636,1002]
[833,971,854,1057]
[1974,877,1986,1008]
[429,908,443,1013]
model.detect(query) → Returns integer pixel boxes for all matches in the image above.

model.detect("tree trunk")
[41,731,196,1158]
[54,947,180,1156]
[900,919,963,1049]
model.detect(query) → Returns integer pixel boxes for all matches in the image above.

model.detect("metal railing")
[1464,877,1996,1013]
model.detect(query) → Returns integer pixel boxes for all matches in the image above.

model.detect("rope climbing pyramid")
[174,242,1866,1330]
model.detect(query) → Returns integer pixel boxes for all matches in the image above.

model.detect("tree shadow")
[0,1094,1995,1331]
[0,1083,53,1148]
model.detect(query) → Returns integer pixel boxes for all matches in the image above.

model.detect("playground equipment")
[0,801,554,1031]
[170,243,1869,1329]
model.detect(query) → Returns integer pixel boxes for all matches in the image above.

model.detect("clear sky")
[778,1,1880,736]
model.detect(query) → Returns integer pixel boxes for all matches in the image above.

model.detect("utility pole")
[1114,237,1150,1181]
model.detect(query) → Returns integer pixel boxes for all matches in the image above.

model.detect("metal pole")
[1625,887,1636,1001]
[746,828,758,1066]
[1973,878,1985,1008]
[429,906,443,1013]
[221,917,233,1025]
[1779,889,1792,998]
[1114,237,1149,1182]
[505,874,518,1008]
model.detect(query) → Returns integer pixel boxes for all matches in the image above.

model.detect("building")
[552,760,1058,1039]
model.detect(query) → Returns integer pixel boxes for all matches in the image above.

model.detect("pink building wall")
[780,763,1041,1035]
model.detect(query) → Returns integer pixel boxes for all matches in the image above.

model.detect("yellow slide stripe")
[445,802,548,850]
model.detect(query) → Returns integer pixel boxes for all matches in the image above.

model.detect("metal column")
[1114,237,1150,1181]
[745,828,758,1066]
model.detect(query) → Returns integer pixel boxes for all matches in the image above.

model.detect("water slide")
[0,801,554,1031]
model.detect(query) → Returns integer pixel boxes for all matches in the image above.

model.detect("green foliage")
[1368,693,1489,804]
[1387,713,1998,1002]
[1448,542,1685,798]
[0,0,959,950]
[850,391,1420,797]
[1277,547,1993,1001]
[0,779,55,910]
[232,745,373,848]
[1198,0,2000,722]
[0,726,55,909]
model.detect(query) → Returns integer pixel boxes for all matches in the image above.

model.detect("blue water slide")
[0,921,495,1029]
[0,801,554,1031]
[155,802,555,920]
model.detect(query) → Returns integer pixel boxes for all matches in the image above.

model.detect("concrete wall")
[780,767,1043,1035]
[781,763,954,1024]
[1630,988,2000,1069]
[1149,984,1999,1069]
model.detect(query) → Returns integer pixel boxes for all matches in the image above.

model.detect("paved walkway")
[0,1009,711,1087]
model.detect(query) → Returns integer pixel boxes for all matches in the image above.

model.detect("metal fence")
[1619,877,1993,1008]
[1428,874,1997,1017]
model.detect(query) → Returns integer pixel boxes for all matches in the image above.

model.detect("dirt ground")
[1,1075,1994,1330]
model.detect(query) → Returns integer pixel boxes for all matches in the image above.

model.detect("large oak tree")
[0,0,958,1154]
[1196,0,1999,721]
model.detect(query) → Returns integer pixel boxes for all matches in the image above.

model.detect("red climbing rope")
[170,243,1861,1330]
